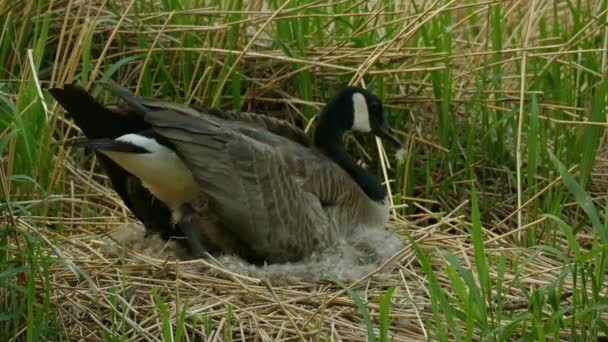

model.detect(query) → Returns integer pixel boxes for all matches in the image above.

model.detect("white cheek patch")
[351,92,371,132]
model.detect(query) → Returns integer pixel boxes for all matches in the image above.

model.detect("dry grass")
[7,173,596,340]
[2,0,608,340]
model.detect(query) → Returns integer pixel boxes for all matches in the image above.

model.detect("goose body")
[50,82,401,263]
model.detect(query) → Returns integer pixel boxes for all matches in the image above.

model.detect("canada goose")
[50,82,401,264]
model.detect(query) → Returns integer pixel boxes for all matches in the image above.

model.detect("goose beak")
[373,122,401,147]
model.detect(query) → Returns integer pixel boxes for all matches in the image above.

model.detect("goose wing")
[143,109,354,262]
[99,82,312,147]
[200,107,312,147]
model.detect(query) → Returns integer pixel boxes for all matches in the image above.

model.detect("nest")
[5,182,595,341]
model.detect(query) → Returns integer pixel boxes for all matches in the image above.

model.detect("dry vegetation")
[1,0,608,340]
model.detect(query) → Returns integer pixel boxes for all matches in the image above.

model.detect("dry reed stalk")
[1,0,607,340]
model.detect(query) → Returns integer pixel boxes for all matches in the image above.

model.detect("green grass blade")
[547,150,605,242]
[379,285,397,342]
[328,274,376,342]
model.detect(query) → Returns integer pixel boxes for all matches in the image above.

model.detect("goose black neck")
[314,118,386,202]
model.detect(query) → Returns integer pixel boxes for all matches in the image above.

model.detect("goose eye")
[369,102,380,113]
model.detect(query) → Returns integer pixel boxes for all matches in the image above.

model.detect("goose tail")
[48,84,146,139]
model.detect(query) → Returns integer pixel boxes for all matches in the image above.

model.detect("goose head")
[314,86,401,148]
[314,86,401,203]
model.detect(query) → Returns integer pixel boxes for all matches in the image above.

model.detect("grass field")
[1,0,608,340]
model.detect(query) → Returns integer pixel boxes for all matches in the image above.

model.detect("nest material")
[10,207,592,341]
[3,0,608,339]
[105,222,406,286]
